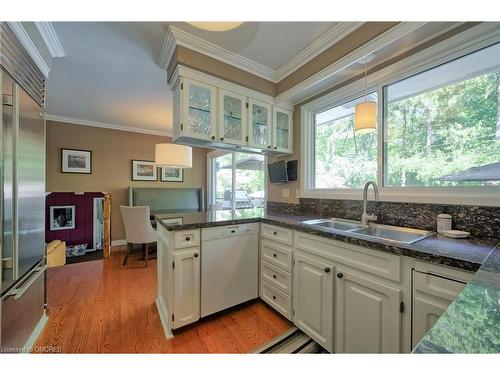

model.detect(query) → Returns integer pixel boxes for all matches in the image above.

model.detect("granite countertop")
[156,208,496,272]
[156,208,500,353]
[413,247,500,353]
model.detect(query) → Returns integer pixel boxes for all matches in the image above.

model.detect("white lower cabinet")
[411,270,466,348]
[335,267,402,353]
[293,252,334,352]
[172,247,200,329]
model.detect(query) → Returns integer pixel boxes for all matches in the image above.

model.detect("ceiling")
[46,22,172,134]
[44,22,343,134]
[164,22,336,70]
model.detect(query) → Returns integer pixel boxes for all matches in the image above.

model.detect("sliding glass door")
[209,151,265,211]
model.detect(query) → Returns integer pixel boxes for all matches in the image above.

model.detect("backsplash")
[267,198,500,240]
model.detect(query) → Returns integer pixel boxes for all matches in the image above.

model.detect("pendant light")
[155,143,192,168]
[187,22,243,32]
[354,58,377,134]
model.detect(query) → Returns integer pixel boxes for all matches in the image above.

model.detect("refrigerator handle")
[11,83,19,280]
[2,264,47,301]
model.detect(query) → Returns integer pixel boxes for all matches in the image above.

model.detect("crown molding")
[158,23,364,84]
[274,22,364,81]
[276,22,429,105]
[7,22,51,77]
[160,25,276,82]
[35,22,65,58]
[46,114,172,137]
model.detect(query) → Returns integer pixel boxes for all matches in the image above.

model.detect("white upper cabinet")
[272,107,293,154]
[171,67,293,154]
[248,99,272,150]
[180,78,217,141]
[218,89,247,145]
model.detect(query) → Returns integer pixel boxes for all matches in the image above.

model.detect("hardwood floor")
[34,250,292,353]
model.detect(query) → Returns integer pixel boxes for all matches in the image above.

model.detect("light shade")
[187,22,243,32]
[354,101,377,134]
[155,143,192,168]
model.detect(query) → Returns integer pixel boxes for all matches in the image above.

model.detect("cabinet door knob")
[231,230,236,233]
[273,231,277,235]
[337,272,343,278]
[194,253,199,258]
[324,267,331,273]
[272,275,277,279]
[220,137,224,141]
[267,145,271,149]
[272,253,277,258]
[272,296,276,300]
[211,136,216,140]
[185,236,190,241]
[274,146,277,150]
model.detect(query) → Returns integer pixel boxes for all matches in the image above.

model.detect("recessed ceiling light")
[187,22,243,32]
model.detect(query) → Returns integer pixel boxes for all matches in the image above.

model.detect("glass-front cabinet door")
[218,90,247,145]
[248,99,272,150]
[272,107,293,153]
[181,78,217,140]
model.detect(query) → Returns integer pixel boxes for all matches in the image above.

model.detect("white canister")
[437,214,452,233]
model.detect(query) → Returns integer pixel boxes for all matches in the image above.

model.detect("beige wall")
[46,121,209,241]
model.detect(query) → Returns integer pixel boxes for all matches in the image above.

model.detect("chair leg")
[144,243,148,267]
[123,243,132,265]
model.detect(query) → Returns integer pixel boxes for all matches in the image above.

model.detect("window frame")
[301,26,500,206]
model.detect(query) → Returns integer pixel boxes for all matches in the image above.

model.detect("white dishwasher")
[201,223,259,317]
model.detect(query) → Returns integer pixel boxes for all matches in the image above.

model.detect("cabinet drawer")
[202,223,259,241]
[261,224,293,246]
[261,239,293,272]
[261,260,292,295]
[174,229,200,249]
[261,280,292,320]
[294,232,401,282]
[413,271,466,300]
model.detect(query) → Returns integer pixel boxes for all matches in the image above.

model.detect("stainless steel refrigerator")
[1,22,47,352]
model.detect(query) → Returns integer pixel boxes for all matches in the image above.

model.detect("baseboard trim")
[111,239,127,247]
[24,312,49,352]
[156,297,174,339]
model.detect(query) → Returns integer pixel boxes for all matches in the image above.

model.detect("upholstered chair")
[120,206,157,266]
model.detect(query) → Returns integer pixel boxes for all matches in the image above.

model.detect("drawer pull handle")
[231,230,236,233]
[185,236,191,241]
[272,253,277,258]
[272,275,277,279]
[273,231,278,235]
[211,136,216,140]
[337,272,343,278]
[194,253,199,258]
[272,296,276,300]
[324,267,331,273]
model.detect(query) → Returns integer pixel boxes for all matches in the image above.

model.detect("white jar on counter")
[437,214,452,233]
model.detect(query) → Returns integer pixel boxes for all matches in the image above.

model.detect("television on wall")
[268,160,297,184]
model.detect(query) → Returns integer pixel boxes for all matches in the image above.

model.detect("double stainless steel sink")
[302,218,434,245]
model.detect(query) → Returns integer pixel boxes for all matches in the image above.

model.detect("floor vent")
[254,327,327,354]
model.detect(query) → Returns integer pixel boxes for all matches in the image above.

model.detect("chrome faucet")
[362,181,379,226]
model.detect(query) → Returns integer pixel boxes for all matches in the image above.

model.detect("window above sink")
[301,25,500,206]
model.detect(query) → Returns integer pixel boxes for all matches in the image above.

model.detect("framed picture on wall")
[160,167,183,182]
[132,160,157,181]
[50,205,76,231]
[61,149,92,174]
